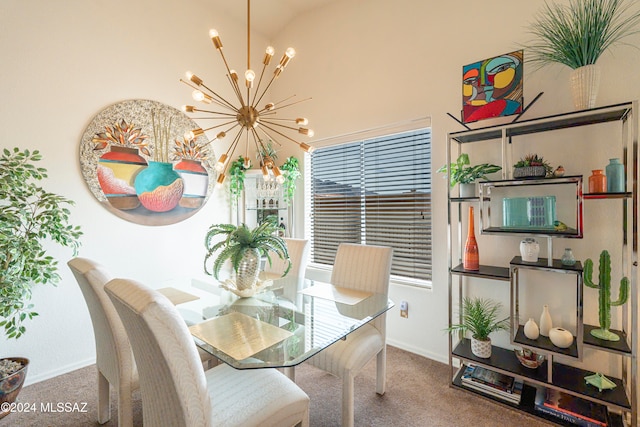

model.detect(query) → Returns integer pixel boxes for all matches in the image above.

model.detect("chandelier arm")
[189,113,238,118]
[252,61,269,108]
[255,126,284,149]
[259,122,308,148]
[260,120,299,133]
[252,71,280,110]
[225,72,247,108]
[180,78,238,112]
[259,97,313,114]
[220,129,245,173]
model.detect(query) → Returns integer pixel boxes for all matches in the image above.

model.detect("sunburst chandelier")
[180,0,314,187]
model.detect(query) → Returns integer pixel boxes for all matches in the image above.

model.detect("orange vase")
[588,169,607,193]
[464,206,480,270]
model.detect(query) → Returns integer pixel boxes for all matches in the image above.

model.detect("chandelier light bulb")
[245,69,256,82]
[243,157,251,169]
[285,47,296,58]
[209,29,219,38]
[295,118,308,125]
[300,142,315,153]
[186,71,202,86]
[209,29,223,49]
[192,90,205,102]
[216,131,227,140]
[263,46,275,65]
[266,46,275,56]
[182,105,195,113]
[230,70,239,82]
[298,128,314,137]
[273,167,285,184]
[261,165,270,181]
[215,154,229,172]
[265,103,275,111]
[189,128,204,139]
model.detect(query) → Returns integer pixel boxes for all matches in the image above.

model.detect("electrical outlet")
[400,300,408,318]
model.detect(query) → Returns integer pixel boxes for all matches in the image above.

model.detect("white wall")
[1,0,639,391]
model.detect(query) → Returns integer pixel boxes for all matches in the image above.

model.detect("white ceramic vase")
[549,327,573,348]
[539,305,553,337]
[524,318,540,340]
[569,64,601,110]
[471,337,492,358]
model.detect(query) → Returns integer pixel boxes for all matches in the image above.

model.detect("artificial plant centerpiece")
[584,249,629,341]
[523,0,640,109]
[446,297,509,358]
[437,153,501,197]
[204,221,290,294]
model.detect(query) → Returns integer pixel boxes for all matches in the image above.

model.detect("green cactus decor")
[584,250,629,342]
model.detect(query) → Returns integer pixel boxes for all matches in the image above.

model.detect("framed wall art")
[79,99,216,226]
[462,50,524,124]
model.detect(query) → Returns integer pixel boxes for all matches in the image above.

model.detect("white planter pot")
[471,337,492,358]
[570,64,601,110]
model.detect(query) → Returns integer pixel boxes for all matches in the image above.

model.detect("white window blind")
[309,128,432,282]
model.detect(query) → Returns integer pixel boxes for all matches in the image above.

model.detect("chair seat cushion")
[206,364,309,427]
[308,323,383,378]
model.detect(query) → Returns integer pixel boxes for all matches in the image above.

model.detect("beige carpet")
[1,346,551,426]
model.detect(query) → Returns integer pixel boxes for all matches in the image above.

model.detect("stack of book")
[534,387,608,427]
[460,364,523,404]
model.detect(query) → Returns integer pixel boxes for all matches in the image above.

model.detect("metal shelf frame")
[446,101,638,426]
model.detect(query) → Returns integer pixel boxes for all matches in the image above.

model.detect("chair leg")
[97,371,110,424]
[117,382,134,427]
[376,346,386,395]
[342,374,355,427]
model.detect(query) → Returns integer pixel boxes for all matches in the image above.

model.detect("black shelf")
[514,326,578,359]
[510,256,583,273]
[480,175,582,186]
[452,366,625,427]
[450,196,480,202]
[451,263,510,280]
[450,102,632,144]
[584,192,631,200]
[583,325,631,355]
[483,227,580,237]
[452,339,631,411]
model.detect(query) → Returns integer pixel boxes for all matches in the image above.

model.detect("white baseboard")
[24,357,95,387]
[386,338,448,365]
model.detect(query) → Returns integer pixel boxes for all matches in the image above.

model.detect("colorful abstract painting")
[79,99,217,226]
[462,50,523,123]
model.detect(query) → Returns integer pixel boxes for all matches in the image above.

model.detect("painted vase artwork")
[79,99,216,225]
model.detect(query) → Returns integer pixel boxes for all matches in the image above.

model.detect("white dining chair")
[307,243,393,427]
[68,257,137,426]
[104,277,310,427]
[263,238,310,281]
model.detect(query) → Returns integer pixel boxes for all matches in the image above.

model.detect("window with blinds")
[309,128,432,283]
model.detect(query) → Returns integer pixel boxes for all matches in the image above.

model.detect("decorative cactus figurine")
[584,250,629,342]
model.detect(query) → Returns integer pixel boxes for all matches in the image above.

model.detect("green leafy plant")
[584,249,629,341]
[437,153,502,187]
[524,0,640,70]
[514,153,553,175]
[204,221,290,280]
[280,156,301,205]
[228,156,250,204]
[0,148,82,339]
[445,297,509,341]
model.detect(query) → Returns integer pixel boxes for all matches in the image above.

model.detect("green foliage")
[584,250,629,333]
[437,153,502,186]
[445,297,509,341]
[524,0,640,69]
[228,156,250,204]
[514,153,553,175]
[0,148,82,339]
[280,156,301,205]
[204,221,290,280]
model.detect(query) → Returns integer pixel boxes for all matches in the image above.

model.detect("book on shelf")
[460,365,522,404]
[534,387,608,427]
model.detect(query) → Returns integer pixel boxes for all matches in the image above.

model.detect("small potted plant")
[513,153,552,178]
[280,156,301,206]
[446,297,509,358]
[204,221,290,294]
[0,148,82,417]
[437,153,502,197]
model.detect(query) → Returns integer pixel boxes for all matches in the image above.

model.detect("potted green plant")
[280,156,301,205]
[445,297,509,358]
[513,153,553,178]
[0,148,82,417]
[228,155,250,205]
[523,0,640,109]
[204,221,290,292]
[437,153,501,197]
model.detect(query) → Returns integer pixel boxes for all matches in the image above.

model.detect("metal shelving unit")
[446,101,638,426]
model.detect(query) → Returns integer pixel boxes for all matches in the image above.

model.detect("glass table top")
[171,276,393,369]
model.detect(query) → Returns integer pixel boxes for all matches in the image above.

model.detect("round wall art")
[79,99,216,225]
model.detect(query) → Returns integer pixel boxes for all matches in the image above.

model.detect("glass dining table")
[160,275,393,378]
